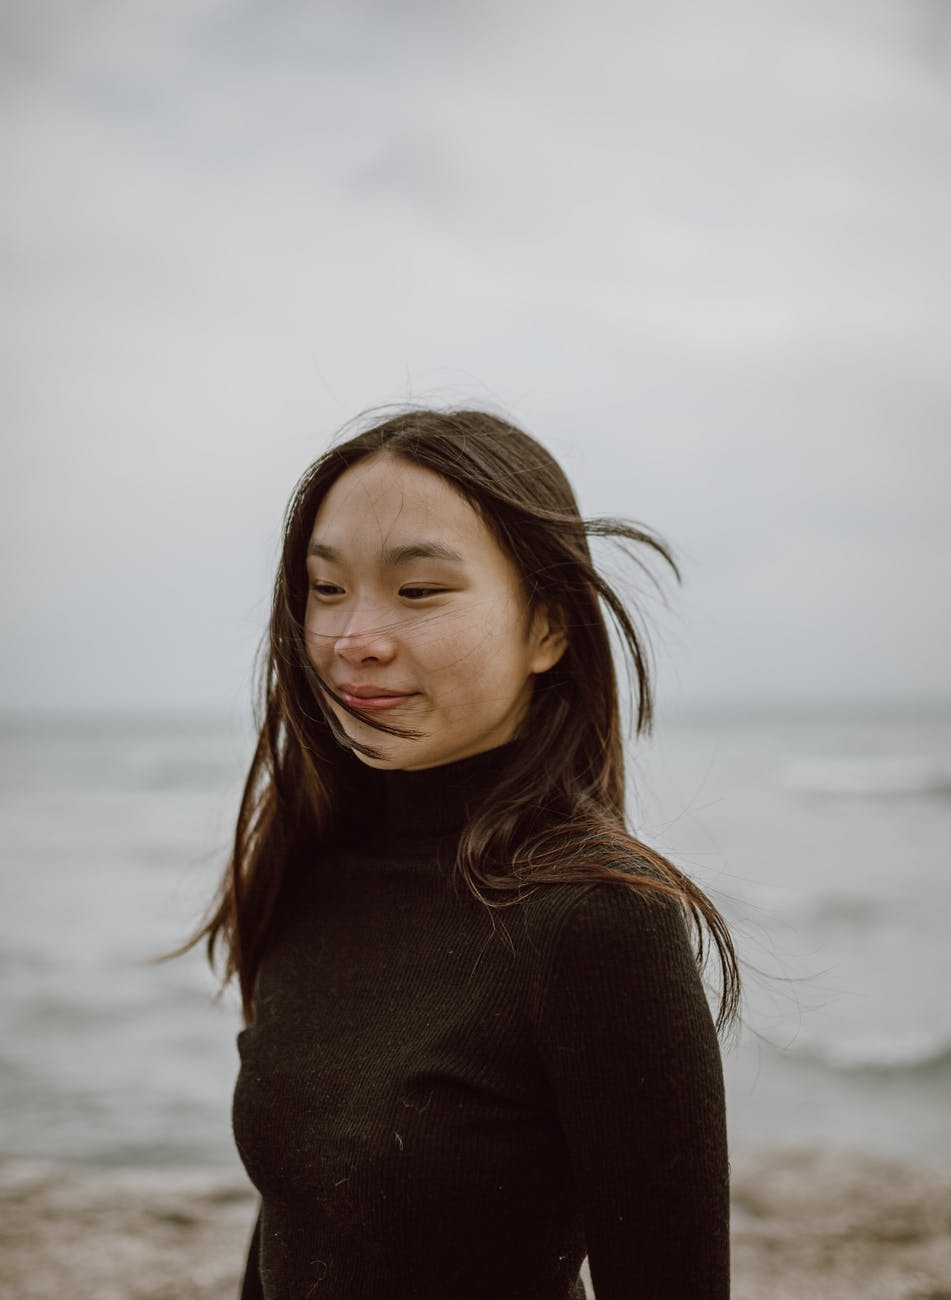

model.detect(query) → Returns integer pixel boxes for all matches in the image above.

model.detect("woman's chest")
[231,889,562,1205]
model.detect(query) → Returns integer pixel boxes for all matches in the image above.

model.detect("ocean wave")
[786,1031,951,1077]
[780,754,951,799]
[727,884,934,934]
[787,893,942,933]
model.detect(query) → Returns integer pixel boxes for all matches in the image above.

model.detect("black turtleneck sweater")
[232,744,729,1299]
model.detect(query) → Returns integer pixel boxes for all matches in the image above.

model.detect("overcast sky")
[3,0,949,717]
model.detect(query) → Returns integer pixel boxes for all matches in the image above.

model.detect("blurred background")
[2,0,950,1174]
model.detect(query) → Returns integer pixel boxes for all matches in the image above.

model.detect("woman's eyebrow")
[307,540,465,566]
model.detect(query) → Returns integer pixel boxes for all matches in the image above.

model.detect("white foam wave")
[791,1029,951,1075]
[781,755,951,798]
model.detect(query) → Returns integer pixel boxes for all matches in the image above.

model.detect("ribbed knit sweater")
[232,742,729,1298]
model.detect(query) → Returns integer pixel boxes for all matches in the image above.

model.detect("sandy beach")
[2,1145,950,1299]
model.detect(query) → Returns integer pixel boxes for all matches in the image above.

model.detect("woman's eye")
[400,586,444,600]
[310,582,344,597]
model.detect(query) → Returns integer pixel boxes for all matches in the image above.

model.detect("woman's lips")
[338,686,416,711]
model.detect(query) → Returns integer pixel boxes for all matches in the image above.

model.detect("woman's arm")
[533,884,730,1299]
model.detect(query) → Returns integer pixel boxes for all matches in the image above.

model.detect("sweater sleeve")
[238,1207,264,1300]
[532,884,730,1299]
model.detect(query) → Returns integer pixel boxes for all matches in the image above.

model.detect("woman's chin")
[338,726,412,770]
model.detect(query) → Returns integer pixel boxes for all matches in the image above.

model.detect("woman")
[190,407,738,1299]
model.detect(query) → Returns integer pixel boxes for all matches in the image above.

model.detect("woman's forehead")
[309,453,490,558]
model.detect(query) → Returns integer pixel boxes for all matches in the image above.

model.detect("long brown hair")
[184,407,739,1030]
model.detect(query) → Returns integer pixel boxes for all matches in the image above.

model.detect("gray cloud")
[2,0,949,714]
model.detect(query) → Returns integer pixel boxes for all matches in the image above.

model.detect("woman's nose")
[333,613,397,663]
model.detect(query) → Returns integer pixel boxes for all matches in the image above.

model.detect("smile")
[338,686,417,712]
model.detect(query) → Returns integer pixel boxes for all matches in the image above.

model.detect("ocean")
[2,711,949,1170]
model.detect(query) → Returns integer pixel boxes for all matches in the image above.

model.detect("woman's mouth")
[338,685,417,712]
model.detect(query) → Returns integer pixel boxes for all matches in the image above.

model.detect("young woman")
[191,408,739,1299]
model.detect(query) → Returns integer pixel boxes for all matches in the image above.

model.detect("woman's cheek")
[413,609,473,665]
[303,621,327,670]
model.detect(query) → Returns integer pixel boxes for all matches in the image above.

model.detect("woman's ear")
[529,604,568,675]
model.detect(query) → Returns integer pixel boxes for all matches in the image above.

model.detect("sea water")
[1,712,949,1168]
[630,712,951,1165]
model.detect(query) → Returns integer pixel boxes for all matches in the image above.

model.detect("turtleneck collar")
[334,739,521,847]
[378,740,521,840]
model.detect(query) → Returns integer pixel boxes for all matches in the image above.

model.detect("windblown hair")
[184,408,740,1030]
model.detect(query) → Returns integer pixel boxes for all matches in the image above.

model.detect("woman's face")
[304,451,565,771]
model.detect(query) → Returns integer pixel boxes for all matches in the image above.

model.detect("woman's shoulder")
[511,869,719,1059]
[514,860,693,972]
